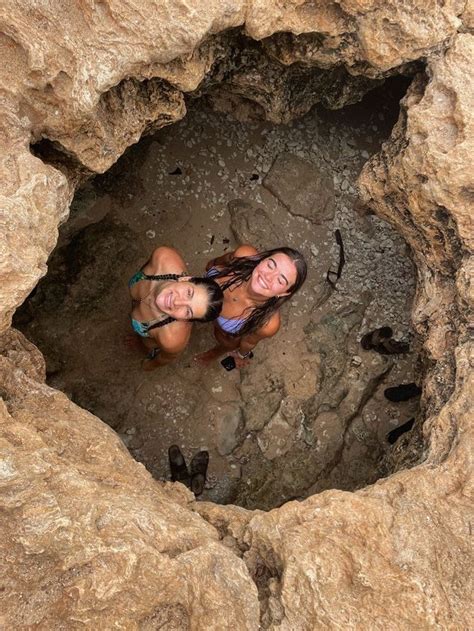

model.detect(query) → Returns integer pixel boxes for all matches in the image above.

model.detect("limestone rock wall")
[0,1,473,628]
[359,34,474,453]
[0,0,470,330]
[249,0,464,74]
[0,329,259,629]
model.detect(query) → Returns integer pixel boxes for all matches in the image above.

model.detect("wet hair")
[188,276,224,323]
[139,274,224,331]
[144,275,223,330]
[211,247,307,336]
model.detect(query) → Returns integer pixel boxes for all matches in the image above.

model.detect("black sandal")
[361,327,409,355]
[360,326,393,350]
[168,445,190,484]
[387,418,415,444]
[189,450,209,496]
[384,383,421,402]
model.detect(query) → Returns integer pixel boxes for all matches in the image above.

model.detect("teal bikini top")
[129,270,182,338]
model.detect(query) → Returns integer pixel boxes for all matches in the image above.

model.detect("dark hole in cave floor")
[16,76,421,510]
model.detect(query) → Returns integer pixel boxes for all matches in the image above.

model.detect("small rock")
[217,406,242,456]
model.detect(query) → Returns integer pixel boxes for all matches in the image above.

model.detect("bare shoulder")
[146,246,186,275]
[258,312,281,339]
[150,321,191,354]
[234,244,258,258]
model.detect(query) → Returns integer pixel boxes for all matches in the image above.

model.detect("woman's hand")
[229,350,253,369]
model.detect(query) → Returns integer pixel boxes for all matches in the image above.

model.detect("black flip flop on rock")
[360,326,409,355]
[190,450,209,496]
[374,338,410,355]
[360,326,393,350]
[384,383,421,402]
[168,445,190,485]
[387,418,415,444]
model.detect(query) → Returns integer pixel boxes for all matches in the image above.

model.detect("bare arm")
[236,313,280,368]
[144,246,186,276]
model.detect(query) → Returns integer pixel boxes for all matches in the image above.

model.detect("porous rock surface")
[0,1,473,628]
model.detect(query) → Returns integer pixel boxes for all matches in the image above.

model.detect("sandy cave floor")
[16,87,421,509]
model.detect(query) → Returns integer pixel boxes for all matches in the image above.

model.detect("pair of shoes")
[386,418,415,444]
[360,326,409,355]
[168,445,209,496]
[384,383,422,402]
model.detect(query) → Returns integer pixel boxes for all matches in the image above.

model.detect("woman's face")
[250,253,298,298]
[156,279,208,320]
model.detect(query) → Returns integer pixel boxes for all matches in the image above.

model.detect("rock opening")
[2,3,472,628]
[16,76,422,510]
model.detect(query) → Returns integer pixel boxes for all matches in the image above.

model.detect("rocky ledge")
[0,1,472,628]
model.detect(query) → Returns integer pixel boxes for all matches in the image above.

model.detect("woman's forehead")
[190,283,208,302]
[269,253,298,279]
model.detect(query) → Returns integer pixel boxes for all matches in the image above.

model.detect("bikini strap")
[147,316,175,331]
[140,273,179,330]
[141,273,183,281]
[131,272,184,330]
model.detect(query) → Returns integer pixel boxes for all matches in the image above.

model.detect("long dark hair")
[189,277,224,322]
[145,275,223,330]
[211,247,307,336]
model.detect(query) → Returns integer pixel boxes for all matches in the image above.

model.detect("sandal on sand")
[384,383,421,402]
[190,450,209,496]
[360,327,393,350]
[168,445,190,484]
[387,418,415,444]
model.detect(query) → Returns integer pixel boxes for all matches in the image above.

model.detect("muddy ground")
[16,82,421,510]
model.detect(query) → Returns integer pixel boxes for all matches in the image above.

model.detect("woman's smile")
[257,273,269,290]
[250,253,298,298]
[155,281,210,320]
[156,287,174,313]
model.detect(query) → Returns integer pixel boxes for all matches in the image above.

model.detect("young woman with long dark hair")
[195,245,307,368]
[128,246,223,370]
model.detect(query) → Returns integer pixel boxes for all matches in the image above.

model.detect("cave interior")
[16,52,423,510]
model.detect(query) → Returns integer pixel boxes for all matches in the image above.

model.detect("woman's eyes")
[188,288,192,298]
[267,260,276,269]
[278,276,285,285]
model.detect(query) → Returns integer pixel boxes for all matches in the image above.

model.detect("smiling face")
[156,279,209,320]
[250,253,298,299]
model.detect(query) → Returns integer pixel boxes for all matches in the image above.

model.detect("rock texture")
[0,329,259,629]
[0,1,473,629]
[200,34,383,123]
[263,152,335,222]
[359,33,474,448]
[249,0,464,75]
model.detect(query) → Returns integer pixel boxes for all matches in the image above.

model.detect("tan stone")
[263,152,335,223]
[0,339,259,629]
[0,2,472,628]
[249,1,463,75]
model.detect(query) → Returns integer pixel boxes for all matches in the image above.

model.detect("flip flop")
[374,339,410,355]
[384,383,421,402]
[168,445,190,485]
[189,450,209,496]
[387,418,415,444]
[360,326,393,350]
